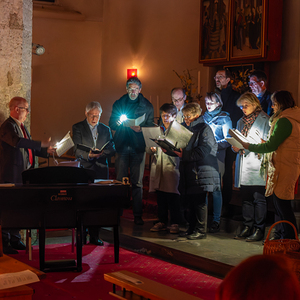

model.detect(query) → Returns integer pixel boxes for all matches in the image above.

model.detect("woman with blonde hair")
[232,92,270,242]
[239,90,300,239]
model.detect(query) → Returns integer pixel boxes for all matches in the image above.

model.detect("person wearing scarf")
[240,91,300,239]
[232,92,270,242]
[203,93,232,233]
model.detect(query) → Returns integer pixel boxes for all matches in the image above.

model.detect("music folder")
[77,140,110,154]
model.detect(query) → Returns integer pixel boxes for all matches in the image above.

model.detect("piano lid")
[22,166,96,185]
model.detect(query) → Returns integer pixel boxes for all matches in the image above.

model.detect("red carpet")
[10,243,221,300]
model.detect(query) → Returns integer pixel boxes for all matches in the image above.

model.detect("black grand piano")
[0,167,130,272]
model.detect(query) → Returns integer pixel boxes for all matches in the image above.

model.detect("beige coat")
[266,107,300,199]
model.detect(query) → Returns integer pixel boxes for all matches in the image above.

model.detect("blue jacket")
[203,108,232,163]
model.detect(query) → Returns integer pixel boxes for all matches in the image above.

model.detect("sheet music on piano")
[55,131,74,157]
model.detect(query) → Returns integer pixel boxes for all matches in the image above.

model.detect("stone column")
[0,0,32,126]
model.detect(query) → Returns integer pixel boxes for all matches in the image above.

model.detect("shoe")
[246,228,264,242]
[209,221,220,233]
[150,222,167,232]
[89,237,104,246]
[3,246,18,255]
[187,230,206,240]
[169,224,179,234]
[234,226,251,239]
[134,216,144,225]
[10,241,26,250]
[178,228,193,237]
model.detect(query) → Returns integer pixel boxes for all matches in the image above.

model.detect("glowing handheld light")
[117,114,128,125]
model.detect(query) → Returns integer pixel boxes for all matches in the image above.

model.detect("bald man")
[0,96,55,254]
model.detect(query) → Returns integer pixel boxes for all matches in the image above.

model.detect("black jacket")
[109,93,154,153]
[0,117,47,183]
[72,120,115,179]
[179,116,220,195]
[217,82,242,128]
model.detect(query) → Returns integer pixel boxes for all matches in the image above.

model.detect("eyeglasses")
[161,114,172,119]
[239,104,249,109]
[127,87,140,92]
[88,114,100,119]
[183,115,193,119]
[248,81,260,86]
[18,107,30,113]
[172,97,184,104]
[214,75,225,80]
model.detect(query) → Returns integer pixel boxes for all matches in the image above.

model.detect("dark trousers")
[115,148,146,217]
[188,193,207,233]
[273,193,298,239]
[156,191,183,225]
[241,185,267,232]
[222,148,236,207]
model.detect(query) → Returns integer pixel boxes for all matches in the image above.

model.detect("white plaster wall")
[31,13,102,141]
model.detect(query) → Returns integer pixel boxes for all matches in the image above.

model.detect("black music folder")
[77,140,110,154]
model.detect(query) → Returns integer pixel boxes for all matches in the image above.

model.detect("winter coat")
[234,111,270,187]
[179,116,220,195]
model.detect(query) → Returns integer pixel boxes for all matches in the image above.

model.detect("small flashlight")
[117,114,128,125]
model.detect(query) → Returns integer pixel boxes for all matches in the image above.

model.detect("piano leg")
[39,228,46,271]
[76,214,83,272]
[113,225,119,263]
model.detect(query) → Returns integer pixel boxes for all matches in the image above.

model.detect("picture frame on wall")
[230,0,267,61]
[199,0,231,64]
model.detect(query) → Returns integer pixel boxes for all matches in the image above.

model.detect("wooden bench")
[104,270,202,300]
[0,255,45,300]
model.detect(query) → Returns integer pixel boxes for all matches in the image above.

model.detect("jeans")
[115,147,146,217]
[207,172,223,223]
[273,193,298,239]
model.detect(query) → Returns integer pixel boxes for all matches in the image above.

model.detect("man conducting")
[0,96,55,254]
[72,101,115,245]
[109,77,154,225]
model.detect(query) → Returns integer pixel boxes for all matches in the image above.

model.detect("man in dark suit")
[0,96,55,254]
[72,101,115,245]
[249,70,273,116]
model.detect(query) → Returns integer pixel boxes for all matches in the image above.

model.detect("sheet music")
[142,127,161,148]
[165,121,193,149]
[228,128,261,149]
[123,114,145,127]
[0,270,39,290]
[55,131,75,157]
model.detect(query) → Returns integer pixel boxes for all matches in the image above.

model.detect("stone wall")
[0,0,32,127]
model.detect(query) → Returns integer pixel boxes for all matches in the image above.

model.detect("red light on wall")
[127,69,138,79]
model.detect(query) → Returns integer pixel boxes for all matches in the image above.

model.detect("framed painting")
[230,0,267,61]
[199,0,231,64]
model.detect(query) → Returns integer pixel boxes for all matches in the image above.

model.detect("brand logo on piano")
[50,190,72,201]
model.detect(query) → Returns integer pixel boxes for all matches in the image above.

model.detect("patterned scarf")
[241,108,261,137]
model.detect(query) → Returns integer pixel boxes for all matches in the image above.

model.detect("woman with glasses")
[239,91,300,239]
[175,103,220,239]
[203,92,232,233]
[232,92,270,242]
[148,103,183,234]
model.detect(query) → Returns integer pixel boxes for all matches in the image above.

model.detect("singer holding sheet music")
[0,96,55,254]
[109,77,154,225]
[232,92,270,242]
[72,101,116,246]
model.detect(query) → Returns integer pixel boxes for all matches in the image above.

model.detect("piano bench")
[104,270,203,300]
